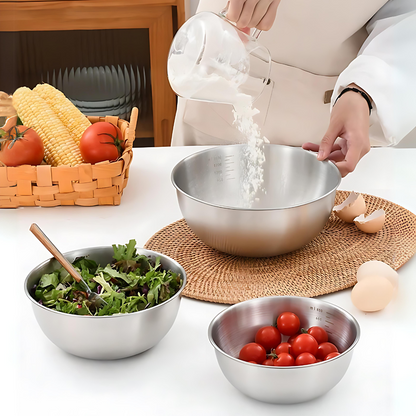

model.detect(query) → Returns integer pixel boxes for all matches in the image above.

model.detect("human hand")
[226,0,281,31]
[302,86,371,177]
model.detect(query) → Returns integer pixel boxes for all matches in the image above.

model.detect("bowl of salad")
[24,240,186,360]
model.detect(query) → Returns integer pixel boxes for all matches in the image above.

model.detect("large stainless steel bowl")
[172,144,341,257]
[209,296,360,404]
[24,247,186,360]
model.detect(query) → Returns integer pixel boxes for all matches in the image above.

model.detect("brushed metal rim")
[171,144,342,211]
[208,296,360,369]
[24,246,187,320]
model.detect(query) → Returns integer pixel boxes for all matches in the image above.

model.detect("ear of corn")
[12,87,84,167]
[33,83,91,146]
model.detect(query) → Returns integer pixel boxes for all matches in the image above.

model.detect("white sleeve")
[331,0,416,146]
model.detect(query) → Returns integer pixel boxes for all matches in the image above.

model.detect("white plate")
[42,63,143,119]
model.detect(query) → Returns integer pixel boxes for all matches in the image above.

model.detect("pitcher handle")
[251,29,262,39]
[219,5,263,39]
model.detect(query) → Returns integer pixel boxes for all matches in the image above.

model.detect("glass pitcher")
[167,11,271,107]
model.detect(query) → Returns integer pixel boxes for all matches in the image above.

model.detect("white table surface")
[2,146,416,416]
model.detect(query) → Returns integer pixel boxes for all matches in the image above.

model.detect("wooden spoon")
[30,223,107,309]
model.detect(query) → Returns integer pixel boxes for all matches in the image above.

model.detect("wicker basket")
[0,107,138,208]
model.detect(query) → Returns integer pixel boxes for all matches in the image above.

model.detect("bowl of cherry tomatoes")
[208,296,360,404]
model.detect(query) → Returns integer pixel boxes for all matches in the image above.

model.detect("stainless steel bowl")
[172,144,341,257]
[208,296,360,404]
[24,246,186,360]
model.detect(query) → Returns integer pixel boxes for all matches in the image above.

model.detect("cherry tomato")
[80,122,124,164]
[295,352,317,366]
[276,312,300,336]
[273,353,295,367]
[255,326,281,352]
[287,334,300,344]
[0,125,44,166]
[324,352,341,361]
[291,334,319,357]
[307,326,329,345]
[262,358,275,366]
[274,342,291,355]
[239,342,267,364]
[316,342,339,360]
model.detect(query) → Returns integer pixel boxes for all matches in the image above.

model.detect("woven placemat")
[144,191,416,304]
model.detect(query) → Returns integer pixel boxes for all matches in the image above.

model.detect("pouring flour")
[167,10,271,207]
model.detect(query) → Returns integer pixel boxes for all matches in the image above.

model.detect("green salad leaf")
[38,272,60,289]
[32,239,183,316]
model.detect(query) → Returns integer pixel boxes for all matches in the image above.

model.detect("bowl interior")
[209,296,360,359]
[172,144,341,210]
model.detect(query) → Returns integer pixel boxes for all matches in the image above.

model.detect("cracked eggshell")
[354,209,385,233]
[333,192,366,223]
[351,275,395,312]
[356,260,398,288]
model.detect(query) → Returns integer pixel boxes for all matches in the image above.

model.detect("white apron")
[171,0,389,146]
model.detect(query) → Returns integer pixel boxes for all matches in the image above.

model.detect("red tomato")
[262,358,275,366]
[324,352,341,361]
[307,326,329,345]
[239,342,267,364]
[276,312,300,336]
[255,326,281,352]
[80,122,124,164]
[0,126,44,166]
[291,334,319,357]
[287,334,300,344]
[274,342,291,355]
[273,353,295,367]
[295,352,317,366]
[316,342,339,360]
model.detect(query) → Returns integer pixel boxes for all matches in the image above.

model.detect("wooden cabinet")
[0,0,185,147]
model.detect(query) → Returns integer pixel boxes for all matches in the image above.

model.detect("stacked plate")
[42,64,149,121]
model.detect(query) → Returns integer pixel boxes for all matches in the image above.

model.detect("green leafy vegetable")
[38,272,60,288]
[33,239,183,316]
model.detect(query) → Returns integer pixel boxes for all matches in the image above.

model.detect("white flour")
[232,99,266,208]
[168,53,248,105]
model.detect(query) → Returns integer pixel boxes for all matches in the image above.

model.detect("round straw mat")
[145,191,416,304]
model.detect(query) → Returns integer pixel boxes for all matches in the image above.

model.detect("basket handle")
[0,92,16,114]
[125,107,138,150]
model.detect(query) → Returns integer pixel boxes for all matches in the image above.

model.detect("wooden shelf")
[0,0,185,147]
